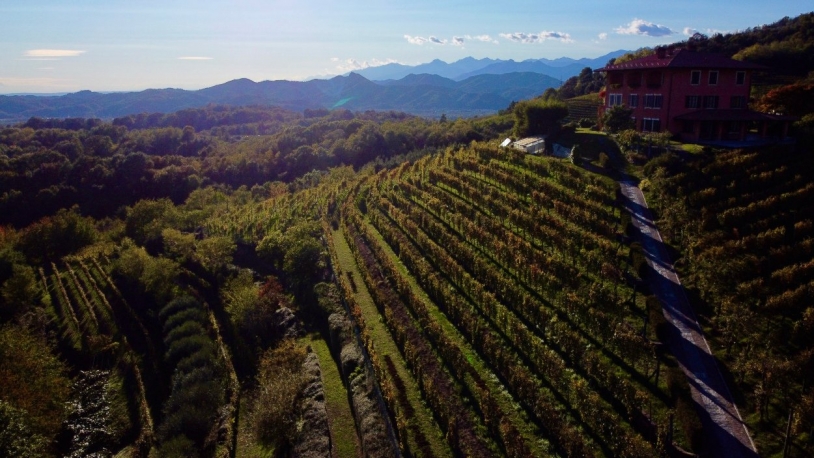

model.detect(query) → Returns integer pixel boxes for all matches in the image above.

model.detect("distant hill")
[0,71,562,122]
[351,51,629,81]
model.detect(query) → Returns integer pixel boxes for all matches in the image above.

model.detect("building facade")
[596,47,793,143]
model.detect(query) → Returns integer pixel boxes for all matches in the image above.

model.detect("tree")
[755,83,814,117]
[0,326,71,445]
[125,199,178,248]
[0,401,47,458]
[18,208,98,263]
[195,236,236,274]
[601,105,635,133]
[0,264,41,320]
[513,99,569,138]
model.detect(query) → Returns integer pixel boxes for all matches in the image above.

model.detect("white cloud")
[24,49,85,58]
[467,34,499,44]
[405,35,429,45]
[598,32,608,40]
[615,19,674,37]
[334,57,400,73]
[683,27,699,36]
[406,33,501,46]
[499,31,573,43]
[178,56,213,60]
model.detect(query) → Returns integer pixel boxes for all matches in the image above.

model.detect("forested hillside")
[0,106,511,227]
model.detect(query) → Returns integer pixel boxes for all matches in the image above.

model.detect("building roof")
[674,109,797,122]
[595,48,766,72]
[513,136,546,148]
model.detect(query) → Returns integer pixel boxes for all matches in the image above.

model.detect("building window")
[685,95,700,109]
[627,71,642,88]
[690,70,701,85]
[682,121,694,134]
[646,71,662,88]
[644,94,663,109]
[642,118,661,132]
[736,71,746,85]
[703,95,719,109]
[708,70,719,85]
[609,93,622,106]
[629,94,639,108]
[730,96,746,109]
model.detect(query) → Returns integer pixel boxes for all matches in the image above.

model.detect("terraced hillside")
[332,143,700,457]
[565,94,601,124]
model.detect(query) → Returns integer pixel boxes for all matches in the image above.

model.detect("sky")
[1,1,811,94]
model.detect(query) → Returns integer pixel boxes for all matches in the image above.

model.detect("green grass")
[678,143,704,154]
[306,333,361,458]
[331,228,453,458]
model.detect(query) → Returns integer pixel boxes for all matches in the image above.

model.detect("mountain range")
[0,51,628,122]
[346,50,628,81]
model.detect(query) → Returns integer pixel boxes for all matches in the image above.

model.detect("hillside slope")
[0,72,560,122]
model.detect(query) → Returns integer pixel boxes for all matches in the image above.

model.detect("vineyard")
[644,146,814,456]
[38,254,158,456]
[565,94,602,124]
[329,142,701,457]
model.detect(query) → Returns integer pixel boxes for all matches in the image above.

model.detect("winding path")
[619,177,758,457]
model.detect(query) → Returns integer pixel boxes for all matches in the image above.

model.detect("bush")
[0,326,70,445]
[250,339,308,450]
[159,295,201,321]
[164,321,207,348]
[165,334,216,368]
[598,152,611,169]
[162,308,208,335]
[601,105,635,134]
[0,400,47,458]
[513,99,569,138]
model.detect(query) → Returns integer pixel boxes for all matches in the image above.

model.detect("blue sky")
[1,1,811,93]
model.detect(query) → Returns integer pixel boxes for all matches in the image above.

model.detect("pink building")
[596,47,794,143]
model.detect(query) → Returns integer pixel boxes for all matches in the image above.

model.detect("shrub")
[249,339,308,450]
[0,326,70,445]
[164,321,207,348]
[601,105,635,134]
[162,308,208,335]
[598,152,611,169]
[165,334,216,368]
[0,400,47,458]
[159,295,201,321]
[513,99,569,138]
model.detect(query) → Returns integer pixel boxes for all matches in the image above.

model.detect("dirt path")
[619,177,758,457]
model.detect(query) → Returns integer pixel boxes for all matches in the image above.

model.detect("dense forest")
[3,11,814,458]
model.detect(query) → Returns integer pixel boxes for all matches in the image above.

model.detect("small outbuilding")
[511,135,547,154]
